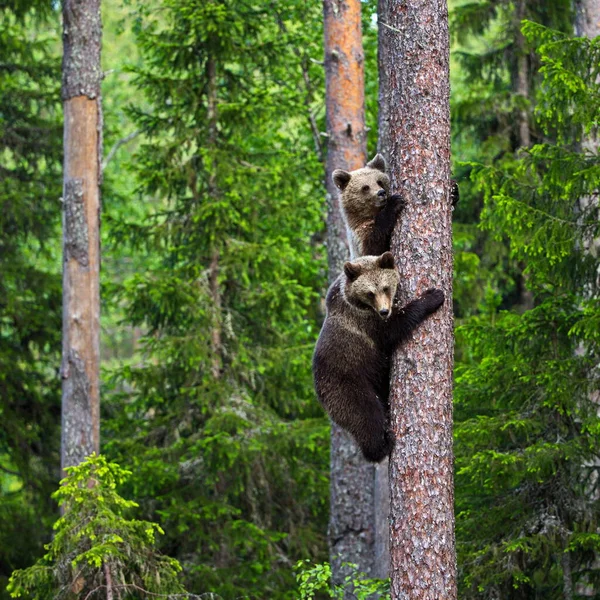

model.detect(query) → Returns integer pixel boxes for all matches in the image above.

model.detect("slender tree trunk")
[561,549,574,600]
[60,0,102,472]
[575,0,600,43]
[515,0,531,149]
[206,56,222,380]
[378,0,456,598]
[323,0,375,588]
[574,6,600,597]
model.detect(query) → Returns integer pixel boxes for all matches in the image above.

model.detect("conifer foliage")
[102,0,330,596]
[8,454,186,599]
[0,0,62,593]
[455,23,600,598]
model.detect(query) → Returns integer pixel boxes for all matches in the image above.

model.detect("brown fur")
[312,253,445,462]
[332,154,405,258]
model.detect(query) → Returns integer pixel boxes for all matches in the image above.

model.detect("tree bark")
[515,0,531,149]
[206,56,222,380]
[323,0,375,588]
[61,0,102,472]
[378,0,456,598]
[575,0,600,42]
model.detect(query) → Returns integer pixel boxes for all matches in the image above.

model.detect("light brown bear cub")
[312,252,444,462]
[333,154,459,259]
[332,153,405,259]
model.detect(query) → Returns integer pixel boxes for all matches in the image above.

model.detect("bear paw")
[422,288,445,313]
[389,193,407,215]
[450,180,459,207]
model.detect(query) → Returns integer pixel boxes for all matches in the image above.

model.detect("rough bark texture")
[378,0,456,598]
[323,0,375,586]
[61,0,102,472]
[575,0,600,41]
[373,458,391,578]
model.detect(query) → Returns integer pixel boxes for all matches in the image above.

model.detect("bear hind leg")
[330,386,393,463]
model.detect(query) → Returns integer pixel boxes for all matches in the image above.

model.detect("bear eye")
[377,180,384,187]
[383,286,390,293]
[362,185,370,193]
[367,291,375,299]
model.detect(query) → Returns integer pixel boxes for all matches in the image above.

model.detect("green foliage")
[295,560,390,600]
[0,2,62,596]
[454,22,600,599]
[449,0,573,318]
[8,454,187,599]
[101,0,331,597]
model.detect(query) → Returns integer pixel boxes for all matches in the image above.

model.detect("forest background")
[2,0,600,598]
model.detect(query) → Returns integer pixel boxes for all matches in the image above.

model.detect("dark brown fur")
[333,154,405,258]
[312,253,444,462]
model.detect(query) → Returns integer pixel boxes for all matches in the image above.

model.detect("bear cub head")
[343,251,399,319]
[332,154,391,229]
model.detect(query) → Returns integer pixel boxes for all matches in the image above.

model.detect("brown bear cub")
[333,154,459,259]
[333,153,405,259]
[312,252,444,462]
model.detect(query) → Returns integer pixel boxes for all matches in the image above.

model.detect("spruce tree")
[103,1,330,596]
[0,2,62,594]
[455,24,600,598]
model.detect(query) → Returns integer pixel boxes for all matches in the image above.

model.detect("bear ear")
[367,153,386,173]
[378,251,395,270]
[333,169,352,191]
[344,261,362,281]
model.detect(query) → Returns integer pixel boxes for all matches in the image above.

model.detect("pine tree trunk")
[323,0,375,587]
[378,0,456,598]
[61,0,102,472]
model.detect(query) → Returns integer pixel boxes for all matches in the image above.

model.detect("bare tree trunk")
[515,0,531,149]
[323,0,375,587]
[378,0,456,598]
[61,0,102,472]
[561,549,574,600]
[206,56,222,380]
[575,0,600,42]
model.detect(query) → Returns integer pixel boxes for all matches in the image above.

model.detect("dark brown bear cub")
[312,252,444,462]
[332,154,405,259]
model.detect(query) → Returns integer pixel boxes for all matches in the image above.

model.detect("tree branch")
[102,129,141,172]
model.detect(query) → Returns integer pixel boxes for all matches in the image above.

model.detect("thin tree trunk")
[515,0,531,149]
[561,549,574,600]
[323,0,375,588]
[574,5,600,597]
[61,0,102,472]
[575,0,600,45]
[206,56,222,380]
[378,0,456,598]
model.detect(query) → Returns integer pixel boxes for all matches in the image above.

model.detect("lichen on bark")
[61,0,102,101]
[64,178,89,266]
[61,349,94,470]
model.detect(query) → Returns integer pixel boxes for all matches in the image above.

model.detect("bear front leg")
[386,288,445,348]
[362,194,406,256]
